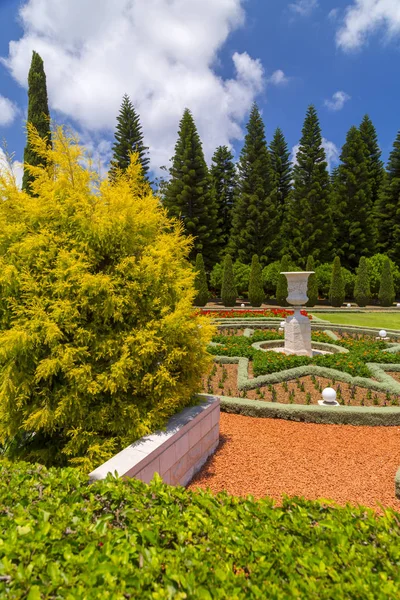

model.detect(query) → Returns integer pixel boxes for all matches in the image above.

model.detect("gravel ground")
[188,413,400,512]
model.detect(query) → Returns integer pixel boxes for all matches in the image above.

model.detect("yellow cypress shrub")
[0,126,214,470]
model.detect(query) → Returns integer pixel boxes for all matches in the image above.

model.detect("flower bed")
[200,308,310,319]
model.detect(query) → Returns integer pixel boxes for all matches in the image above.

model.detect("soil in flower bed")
[188,413,400,512]
[202,363,399,407]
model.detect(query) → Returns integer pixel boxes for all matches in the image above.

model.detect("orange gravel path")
[188,413,400,512]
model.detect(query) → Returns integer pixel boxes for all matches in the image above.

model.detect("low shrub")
[2,459,400,599]
[194,253,209,306]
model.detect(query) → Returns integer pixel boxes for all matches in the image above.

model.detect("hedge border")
[251,339,348,355]
[209,395,400,426]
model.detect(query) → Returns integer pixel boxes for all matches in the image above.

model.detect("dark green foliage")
[3,459,400,598]
[379,257,395,307]
[375,131,400,262]
[22,51,52,194]
[248,255,265,307]
[210,146,236,257]
[210,261,250,296]
[276,255,289,306]
[366,254,400,298]
[305,255,318,307]
[229,103,280,264]
[269,127,292,218]
[315,263,355,299]
[359,115,384,211]
[221,255,237,307]
[262,259,300,297]
[332,126,376,270]
[163,109,219,268]
[354,256,371,307]
[282,106,332,265]
[193,254,209,307]
[109,94,150,179]
[329,256,345,307]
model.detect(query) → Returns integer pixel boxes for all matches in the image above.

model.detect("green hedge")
[2,459,400,598]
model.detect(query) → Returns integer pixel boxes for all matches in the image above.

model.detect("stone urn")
[281,271,314,357]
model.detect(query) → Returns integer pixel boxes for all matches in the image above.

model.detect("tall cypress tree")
[229,103,280,265]
[354,256,370,307]
[276,254,289,306]
[163,109,219,268]
[305,255,318,307]
[359,115,384,213]
[379,257,395,307]
[210,146,236,257]
[109,94,150,180]
[22,51,52,195]
[282,106,332,265]
[331,126,375,270]
[248,254,265,307]
[375,131,400,262]
[329,256,345,307]
[269,127,292,219]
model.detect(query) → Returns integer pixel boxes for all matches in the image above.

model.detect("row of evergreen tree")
[20,51,400,278]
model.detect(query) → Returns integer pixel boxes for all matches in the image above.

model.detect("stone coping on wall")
[89,395,220,486]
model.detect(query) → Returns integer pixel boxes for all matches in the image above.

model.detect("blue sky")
[0,0,399,180]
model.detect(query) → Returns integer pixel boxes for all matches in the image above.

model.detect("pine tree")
[193,254,209,307]
[329,256,345,307]
[210,146,236,257]
[109,95,150,180]
[282,106,332,265]
[248,255,265,307]
[163,109,219,268]
[229,103,280,265]
[305,255,318,307]
[22,51,52,195]
[331,126,376,270]
[354,256,370,307]
[359,115,384,212]
[221,255,237,307]
[375,131,400,262]
[276,254,289,306]
[378,257,395,307]
[269,127,292,220]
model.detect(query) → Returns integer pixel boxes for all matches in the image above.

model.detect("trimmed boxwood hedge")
[2,459,400,598]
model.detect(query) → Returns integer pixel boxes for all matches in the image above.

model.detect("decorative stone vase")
[281,271,314,357]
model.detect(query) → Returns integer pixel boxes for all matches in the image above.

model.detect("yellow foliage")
[0,126,214,470]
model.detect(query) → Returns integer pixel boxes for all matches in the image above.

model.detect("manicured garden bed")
[2,458,400,598]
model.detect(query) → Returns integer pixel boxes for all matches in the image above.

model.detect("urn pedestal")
[281,272,314,358]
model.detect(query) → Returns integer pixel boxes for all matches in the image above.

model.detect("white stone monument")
[281,271,314,357]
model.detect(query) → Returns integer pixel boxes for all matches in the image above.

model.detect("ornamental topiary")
[221,255,237,307]
[248,255,264,307]
[354,256,371,307]
[329,256,345,307]
[379,257,395,307]
[305,255,318,307]
[276,255,289,306]
[193,253,209,307]
[0,125,214,470]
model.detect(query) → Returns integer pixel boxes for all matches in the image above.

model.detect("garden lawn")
[312,312,400,331]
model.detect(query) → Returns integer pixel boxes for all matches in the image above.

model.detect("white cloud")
[269,70,289,85]
[3,0,268,173]
[0,96,18,126]
[337,0,400,50]
[328,8,339,21]
[324,90,351,111]
[289,0,319,17]
[291,138,339,170]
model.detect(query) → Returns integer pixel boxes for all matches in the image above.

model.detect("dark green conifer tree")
[193,254,209,307]
[331,126,376,270]
[354,256,370,307]
[329,256,345,307]
[378,257,395,307]
[276,254,289,306]
[163,109,219,268]
[282,106,332,265]
[305,255,318,307]
[229,103,280,265]
[109,94,150,180]
[269,127,292,219]
[221,255,237,307]
[22,51,52,195]
[375,131,400,262]
[248,255,265,307]
[210,146,236,257]
[359,115,384,212]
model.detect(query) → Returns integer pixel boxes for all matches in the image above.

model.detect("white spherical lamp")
[379,330,387,339]
[397,303,400,308]
[280,321,286,329]
[347,303,351,308]
[241,303,245,308]
[318,387,339,406]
